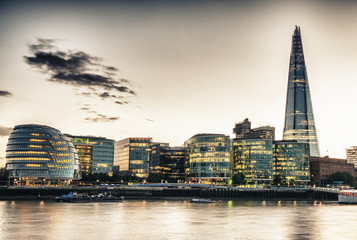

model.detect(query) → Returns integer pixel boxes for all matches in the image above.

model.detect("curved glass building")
[6,124,81,185]
[185,134,230,184]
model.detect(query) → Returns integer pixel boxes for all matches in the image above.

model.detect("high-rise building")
[185,134,230,184]
[6,124,81,185]
[283,26,320,157]
[346,146,357,169]
[65,135,115,174]
[233,118,252,139]
[251,126,275,140]
[114,138,152,178]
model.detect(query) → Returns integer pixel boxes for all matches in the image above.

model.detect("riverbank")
[0,185,338,201]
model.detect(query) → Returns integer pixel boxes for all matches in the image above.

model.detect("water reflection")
[0,200,356,240]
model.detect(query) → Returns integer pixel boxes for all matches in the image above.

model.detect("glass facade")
[274,140,310,186]
[185,134,230,184]
[5,124,81,185]
[114,138,152,178]
[283,26,320,157]
[65,135,115,174]
[151,143,185,181]
[231,139,273,185]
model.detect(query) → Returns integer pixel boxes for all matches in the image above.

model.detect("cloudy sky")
[1,0,357,167]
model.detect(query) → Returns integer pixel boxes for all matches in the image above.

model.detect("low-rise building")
[310,156,357,186]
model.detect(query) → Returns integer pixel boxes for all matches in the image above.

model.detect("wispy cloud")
[85,114,119,123]
[24,38,136,105]
[0,126,12,137]
[0,90,12,97]
[80,105,120,123]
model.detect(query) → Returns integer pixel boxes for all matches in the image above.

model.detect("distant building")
[251,126,275,140]
[282,26,320,157]
[231,139,273,185]
[346,146,357,169]
[151,143,185,182]
[185,134,230,184]
[310,156,357,187]
[6,124,81,185]
[233,118,252,139]
[233,118,275,140]
[274,140,310,186]
[114,138,152,178]
[66,135,114,174]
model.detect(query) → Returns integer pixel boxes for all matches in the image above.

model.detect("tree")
[329,172,356,187]
[0,168,8,184]
[273,175,283,186]
[231,173,246,185]
[147,173,165,183]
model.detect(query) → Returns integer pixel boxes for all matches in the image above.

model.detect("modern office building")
[231,139,273,185]
[274,140,310,186]
[346,146,357,169]
[233,118,275,140]
[283,26,320,157]
[185,134,230,184]
[151,143,185,182]
[5,124,81,185]
[65,135,114,174]
[114,137,152,178]
[310,156,357,186]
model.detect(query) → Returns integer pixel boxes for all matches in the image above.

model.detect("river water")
[0,200,356,240]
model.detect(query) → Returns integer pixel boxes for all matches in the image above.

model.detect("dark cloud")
[145,119,154,122]
[85,114,119,123]
[24,38,136,107]
[0,126,12,137]
[115,101,130,105]
[0,90,12,97]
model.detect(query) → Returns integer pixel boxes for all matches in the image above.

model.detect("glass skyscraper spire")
[283,26,320,157]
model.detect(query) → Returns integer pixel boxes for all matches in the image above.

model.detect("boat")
[55,192,124,203]
[338,189,357,204]
[190,198,215,203]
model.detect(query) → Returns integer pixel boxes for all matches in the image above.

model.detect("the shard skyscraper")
[283,26,320,157]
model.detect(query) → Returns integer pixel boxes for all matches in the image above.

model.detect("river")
[0,200,356,240]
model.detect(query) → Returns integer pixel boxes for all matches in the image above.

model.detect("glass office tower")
[283,26,320,157]
[114,138,152,178]
[65,135,115,174]
[185,134,230,184]
[274,140,310,186]
[6,124,81,185]
[231,139,273,185]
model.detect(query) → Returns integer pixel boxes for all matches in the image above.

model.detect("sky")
[1,0,357,167]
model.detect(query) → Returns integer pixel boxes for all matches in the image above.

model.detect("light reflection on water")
[0,200,356,240]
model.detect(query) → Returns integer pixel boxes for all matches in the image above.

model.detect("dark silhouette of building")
[233,118,275,140]
[283,26,320,157]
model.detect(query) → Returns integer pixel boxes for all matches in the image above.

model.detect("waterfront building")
[65,135,114,174]
[5,124,81,185]
[151,143,185,182]
[185,134,230,184]
[310,156,357,187]
[114,138,152,178]
[283,26,320,157]
[231,139,273,185]
[273,140,310,186]
[346,146,357,169]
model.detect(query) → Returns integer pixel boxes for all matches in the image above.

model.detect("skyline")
[1,0,357,167]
